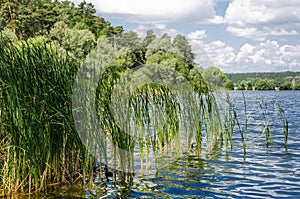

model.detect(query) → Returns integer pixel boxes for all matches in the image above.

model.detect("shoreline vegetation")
[225,71,300,91]
[0,0,292,197]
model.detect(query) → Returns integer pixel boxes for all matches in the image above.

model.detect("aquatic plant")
[273,101,289,148]
[223,92,249,156]
[258,99,272,147]
[0,35,89,195]
[75,45,223,178]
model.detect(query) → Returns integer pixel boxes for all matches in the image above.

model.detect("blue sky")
[72,0,300,73]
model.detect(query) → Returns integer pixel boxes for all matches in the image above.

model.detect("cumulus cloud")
[85,0,217,23]
[189,38,300,73]
[226,26,266,41]
[187,30,207,40]
[223,0,300,40]
[203,40,236,69]
[189,40,214,67]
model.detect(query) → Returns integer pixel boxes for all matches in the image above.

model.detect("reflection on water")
[9,91,300,198]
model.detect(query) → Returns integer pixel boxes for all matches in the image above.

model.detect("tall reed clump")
[90,48,223,177]
[0,36,88,195]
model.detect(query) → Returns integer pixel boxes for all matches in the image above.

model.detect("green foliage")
[224,79,234,90]
[146,33,176,56]
[189,68,209,93]
[172,34,195,64]
[0,28,17,42]
[203,66,227,90]
[227,71,300,89]
[293,82,300,90]
[0,0,119,40]
[50,21,95,59]
[87,42,222,173]
[280,81,292,90]
[116,31,142,49]
[255,79,275,90]
[237,80,253,90]
[142,30,156,48]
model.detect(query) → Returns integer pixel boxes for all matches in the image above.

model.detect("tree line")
[225,72,300,90]
[0,0,122,40]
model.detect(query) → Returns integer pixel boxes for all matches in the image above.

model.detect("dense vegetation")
[0,0,122,40]
[226,71,300,90]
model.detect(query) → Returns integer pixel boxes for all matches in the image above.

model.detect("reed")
[223,92,248,156]
[0,35,89,195]
[258,99,272,147]
[273,101,288,148]
[90,47,223,176]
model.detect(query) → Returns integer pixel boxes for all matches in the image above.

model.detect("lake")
[13,91,300,198]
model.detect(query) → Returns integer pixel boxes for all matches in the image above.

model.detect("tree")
[224,80,234,90]
[203,66,227,89]
[116,31,142,49]
[50,21,95,59]
[293,82,300,90]
[280,81,292,90]
[142,30,156,48]
[0,0,120,40]
[146,50,190,78]
[172,34,195,64]
[255,79,275,90]
[237,80,253,90]
[146,33,175,57]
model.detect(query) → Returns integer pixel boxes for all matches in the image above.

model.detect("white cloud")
[190,37,300,72]
[82,0,217,23]
[187,35,234,68]
[269,29,298,36]
[235,43,256,63]
[224,0,273,26]
[223,0,300,40]
[226,26,266,41]
[69,0,300,73]
[187,30,207,40]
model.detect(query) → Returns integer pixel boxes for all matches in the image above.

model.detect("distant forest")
[226,71,300,86]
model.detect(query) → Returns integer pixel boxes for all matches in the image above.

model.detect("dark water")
[12,91,300,199]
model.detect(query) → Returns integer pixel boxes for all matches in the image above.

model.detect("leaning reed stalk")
[232,92,248,156]
[258,99,272,147]
[223,93,235,152]
[273,101,288,148]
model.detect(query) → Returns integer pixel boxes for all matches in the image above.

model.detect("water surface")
[13,91,300,198]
